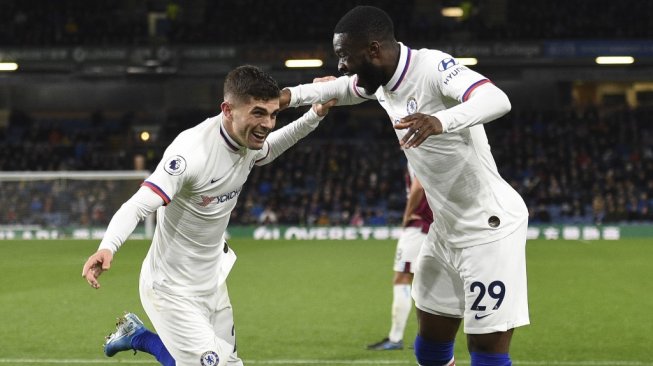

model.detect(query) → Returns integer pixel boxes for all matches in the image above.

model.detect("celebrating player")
[280,6,529,366]
[82,65,336,366]
[367,166,432,351]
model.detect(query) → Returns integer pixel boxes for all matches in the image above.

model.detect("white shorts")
[412,220,530,334]
[139,276,243,366]
[393,227,427,273]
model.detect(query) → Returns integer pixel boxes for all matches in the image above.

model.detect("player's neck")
[382,41,401,86]
[221,116,245,148]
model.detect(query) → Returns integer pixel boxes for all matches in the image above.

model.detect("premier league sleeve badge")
[163,155,187,176]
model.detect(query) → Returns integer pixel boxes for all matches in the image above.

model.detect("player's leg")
[415,309,460,366]
[140,280,235,366]
[459,221,529,366]
[210,282,243,366]
[388,271,414,345]
[412,234,464,366]
[367,271,412,350]
[103,312,175,366]
[130,325,176,366]
[368,227,423,350]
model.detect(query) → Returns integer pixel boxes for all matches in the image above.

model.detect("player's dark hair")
[224,65,280,103]
[334,6,395,43]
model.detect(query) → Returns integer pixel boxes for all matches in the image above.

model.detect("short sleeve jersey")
[141,114,271,296]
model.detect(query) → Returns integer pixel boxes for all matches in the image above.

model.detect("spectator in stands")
[258,205,278,225]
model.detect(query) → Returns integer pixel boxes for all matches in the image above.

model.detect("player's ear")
[221,101,232,119]
[368,41,381,58]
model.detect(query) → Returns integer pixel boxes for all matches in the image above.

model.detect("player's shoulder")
[169,116,216,151]
[411,47,454,64]
[410,48,461,75]
[163,116,218,169]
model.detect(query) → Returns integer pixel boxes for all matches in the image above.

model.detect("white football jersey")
[289,43,528,247]
[141,111,321,295]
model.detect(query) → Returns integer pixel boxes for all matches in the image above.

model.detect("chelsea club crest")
[200,351,219,366]
[406,97,418,114]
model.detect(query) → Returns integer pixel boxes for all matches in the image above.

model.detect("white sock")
[388,284,412,343]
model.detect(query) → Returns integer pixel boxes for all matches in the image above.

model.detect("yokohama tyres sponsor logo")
[199,186,242,207]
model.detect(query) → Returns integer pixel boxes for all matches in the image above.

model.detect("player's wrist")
[98,242,118,255]
[307,106,323,119]
[433,111,450,133]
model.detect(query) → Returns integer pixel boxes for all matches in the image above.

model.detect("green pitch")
[0,238,652,365]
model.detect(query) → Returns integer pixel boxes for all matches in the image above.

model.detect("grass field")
[1,238,652,365]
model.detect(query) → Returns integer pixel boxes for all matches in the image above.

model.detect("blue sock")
[132,330,176,366]
[470,352,511,366]
[414,335,455,365]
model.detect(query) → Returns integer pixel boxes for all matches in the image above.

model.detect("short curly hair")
[334,6,395,43]
[224,65,279,103]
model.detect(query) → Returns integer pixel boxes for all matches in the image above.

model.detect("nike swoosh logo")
[210,178,220,184]
[474,313,492,320]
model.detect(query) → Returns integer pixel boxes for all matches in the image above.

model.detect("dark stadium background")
[1,0,652,230]
[2,2,653,365]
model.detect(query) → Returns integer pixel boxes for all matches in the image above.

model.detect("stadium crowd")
[1,0,651,46]
[0,179,123,228]
[2,0,652,228]
[1,103,652,227]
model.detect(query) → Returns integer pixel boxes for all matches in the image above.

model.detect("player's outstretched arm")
[81,186,163,289]
[82,249,113,289]
[311,77,339,116]
[258,78,338,166]
[282,75,372,109]
[257,97,337,166]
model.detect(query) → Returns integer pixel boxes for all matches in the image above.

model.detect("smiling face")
[333,33,388,95]
[222,96,279,150]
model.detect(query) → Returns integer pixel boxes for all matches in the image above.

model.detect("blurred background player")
[82,65,336,366]
[281,5,529,366]
[367,165,432,350]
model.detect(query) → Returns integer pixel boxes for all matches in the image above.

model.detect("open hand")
[394,113,443,148]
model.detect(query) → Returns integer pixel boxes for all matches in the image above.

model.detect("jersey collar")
[218,115,245,154]
[385,43,412,92]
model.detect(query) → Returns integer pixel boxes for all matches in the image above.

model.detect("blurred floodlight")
[0,62,18,71]
[458,58,478,66]
[140,131,151,142]
[285,59,324,68]
[441,7,464,17]
[595,56,635,65]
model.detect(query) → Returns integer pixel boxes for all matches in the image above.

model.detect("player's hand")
[394,113,443,148]
[402,213,422,227]
[311,76,338,117]
[279,89,292,110]
[81,249,113,289]
[313,99,338,117]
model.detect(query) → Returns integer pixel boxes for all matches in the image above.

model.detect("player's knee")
[467,330,513,354]
[414,335,454,366]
